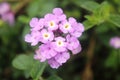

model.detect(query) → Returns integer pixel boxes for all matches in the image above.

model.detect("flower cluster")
[110,36,120,49]
[0,2,14,25]
[25,8,84,68]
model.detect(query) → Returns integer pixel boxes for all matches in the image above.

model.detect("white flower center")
[48,21,55,28]
[63,23,71,30]
[56,40,64,47]
[43,33,50,40]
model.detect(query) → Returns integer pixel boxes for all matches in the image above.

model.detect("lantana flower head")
[25,8,84,69]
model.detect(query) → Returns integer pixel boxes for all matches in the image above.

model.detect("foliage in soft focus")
[0,0,120,80]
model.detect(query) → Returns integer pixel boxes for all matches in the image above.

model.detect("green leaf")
[12,54,47,80]
[95,22,117,34]
[30,61,47,80]
[27,0,57,17]
[64,9,81,18]
[12,54,33,70]
[27,0,41,17]
[105,50,119,69]
[0,20,4,26]
[22,25,30,50]
[83,1,111,30]
[38,0,57,17]
[83,20,96,31]
[96,1,111,19]
[108,14,120,28]
[18,15,30,24]
[47,75,62,80]
[73,0,100,12]
[87,1,110,22]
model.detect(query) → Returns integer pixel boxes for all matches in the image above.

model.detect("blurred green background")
[0,0,120,80]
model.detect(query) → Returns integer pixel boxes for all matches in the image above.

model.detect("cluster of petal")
[110,36,120,49]
[25,8,84,69]
[0,2,14,26]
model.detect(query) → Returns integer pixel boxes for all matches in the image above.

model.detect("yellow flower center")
[64,23,71,30]
[49,21,55,27]
[57,41,63,46]
[50,22,54,26]
[65,24,69,28]
[44,34,48,37]
[58,41,62,45]
[43,33,50,39]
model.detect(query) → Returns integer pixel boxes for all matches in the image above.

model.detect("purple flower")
[52,8,66,22]
[70,22,84,37]
[48,58,62,69]
[52,37,67,52]
[0,2,15,25]
[0,2,10,15]
[48,51,70,69]
[30,18,44,31]
[59,20,73,33]
[2,12,14,25]
[25,31,40,46]
[39,29,54,43]
[110,37,120,49]
[34,48,46,62]
[66,35,80,51]
[44,14,58,31]
[53,8,63,15]
[29,18,39,28]
[54,51,70,64]
[40,43,57,59]
[72,44,82,54]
